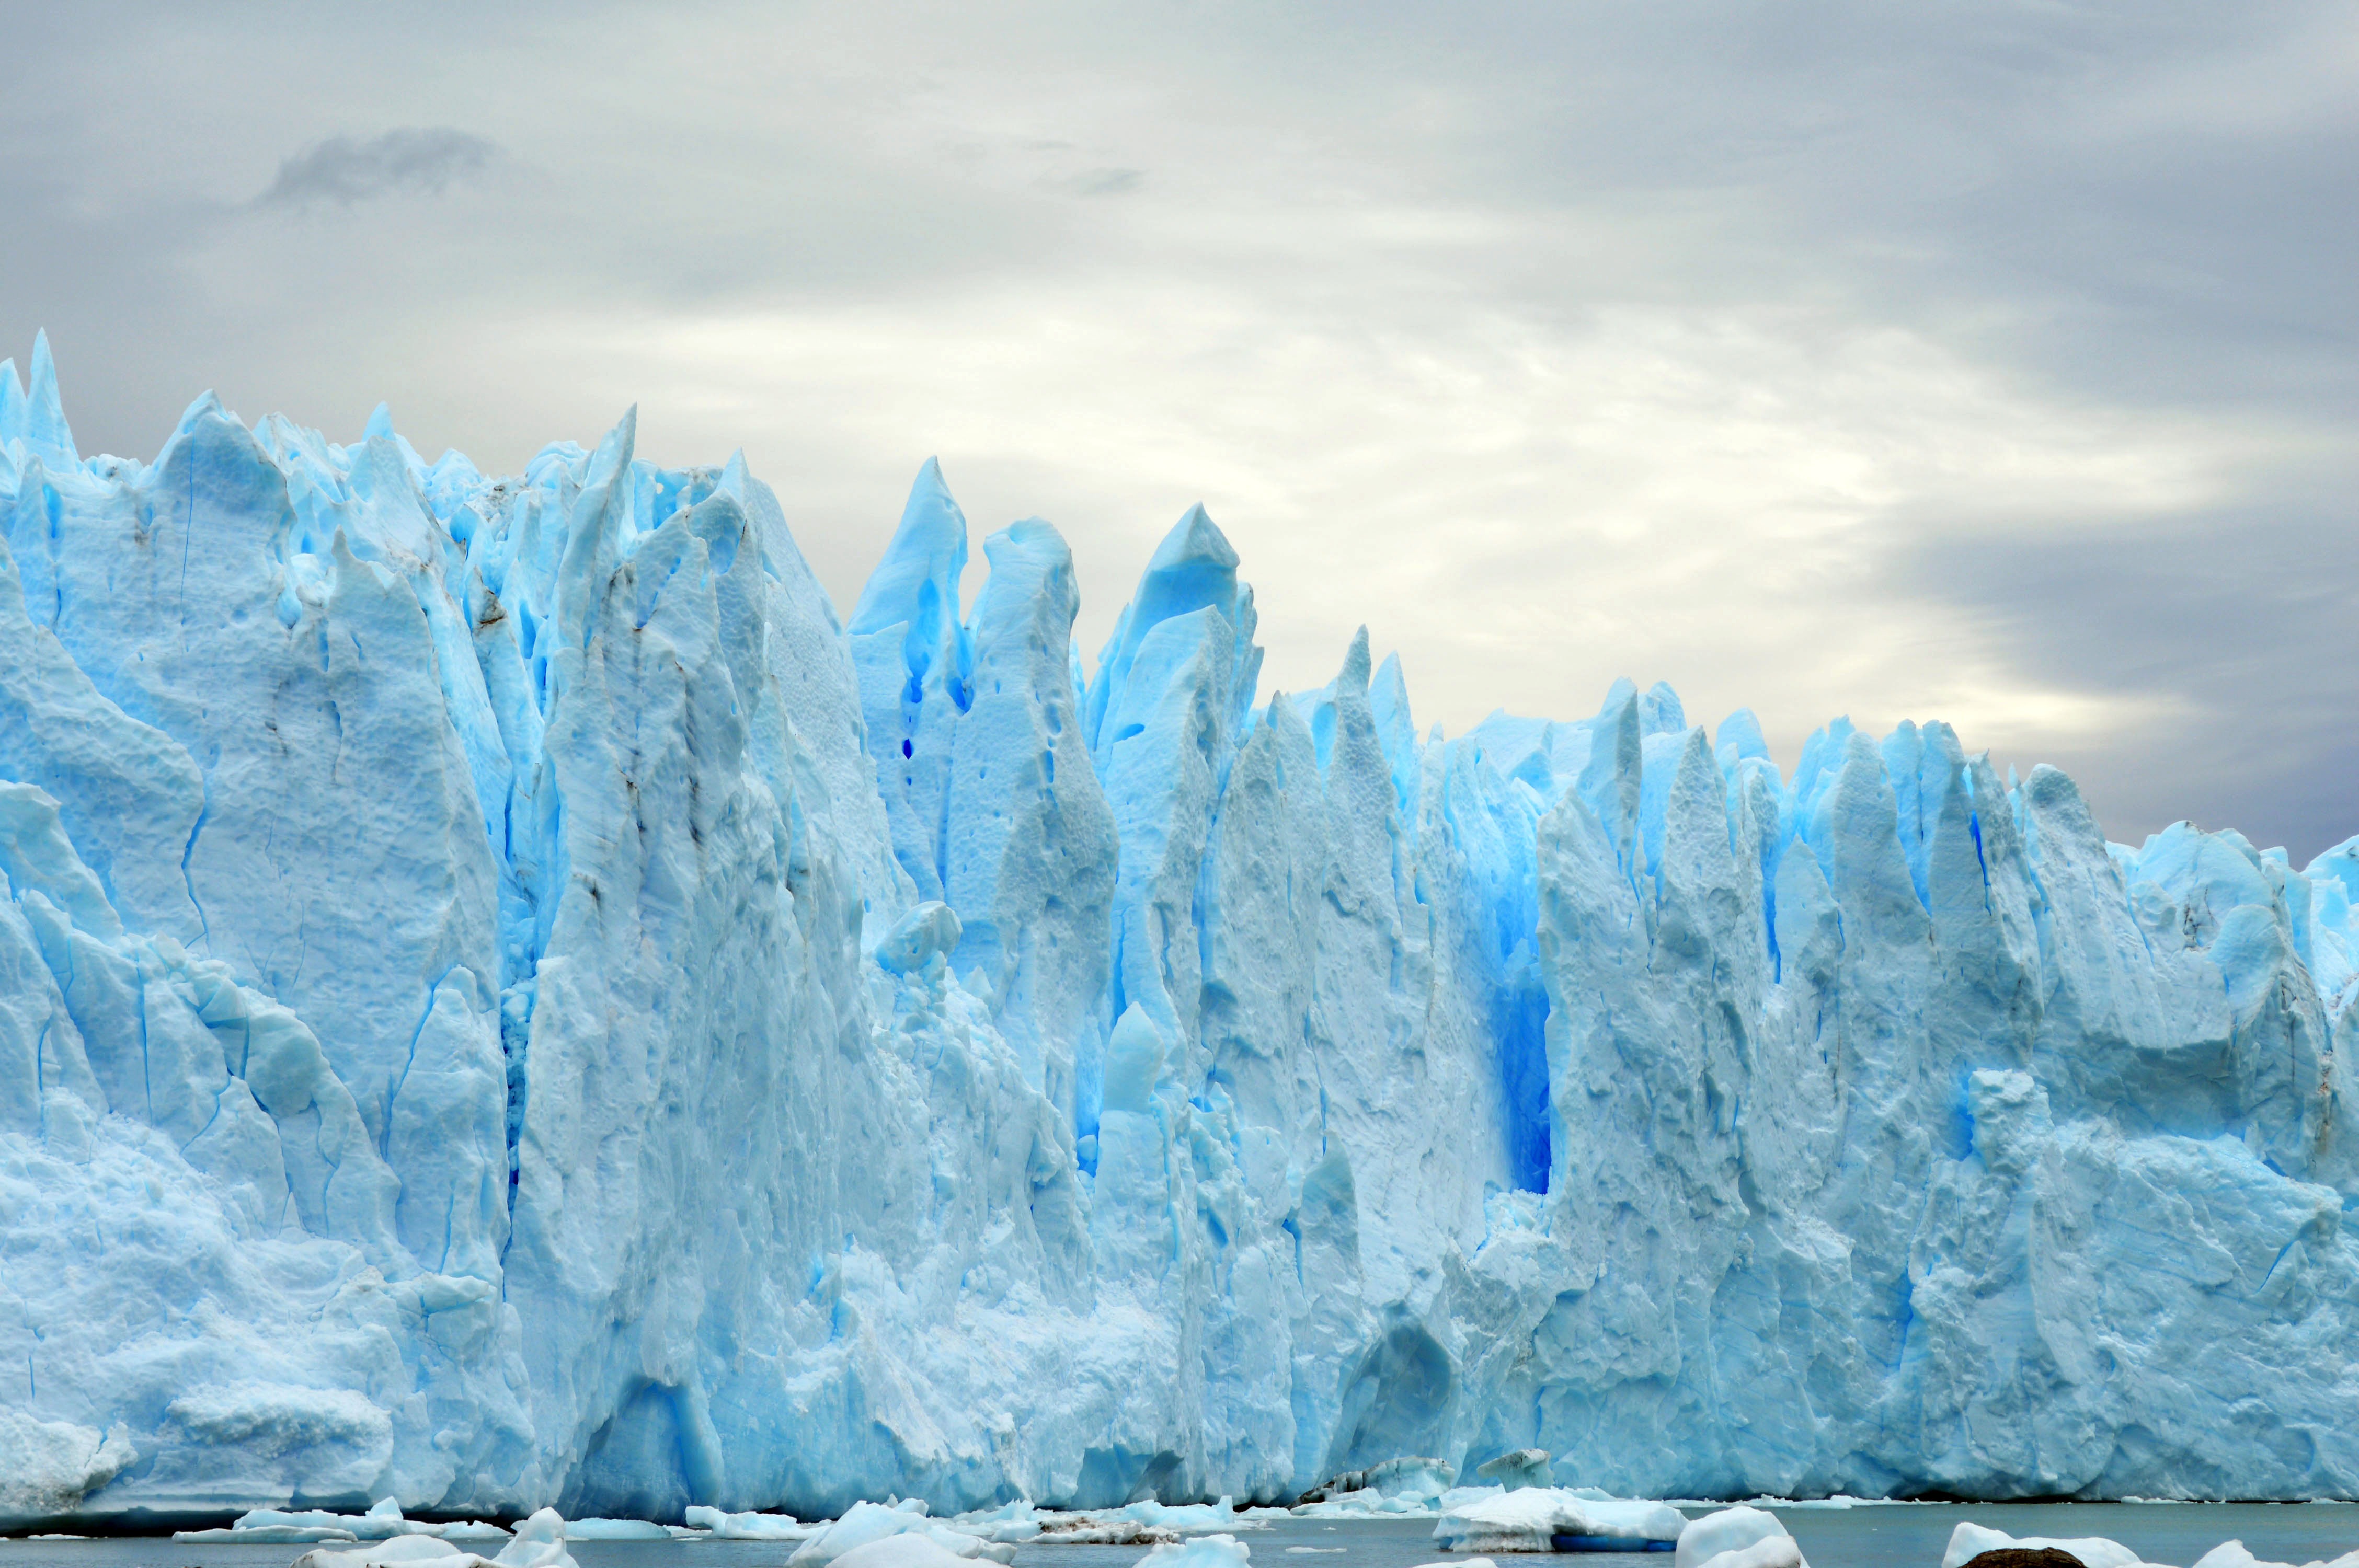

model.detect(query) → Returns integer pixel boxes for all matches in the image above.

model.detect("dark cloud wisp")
[258,128,498,207]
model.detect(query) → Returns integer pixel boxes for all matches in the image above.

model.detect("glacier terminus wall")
[2,333,2356,1524]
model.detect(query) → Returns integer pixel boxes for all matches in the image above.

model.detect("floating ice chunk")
[1115,1501,1266,1535]
[1033,1513,1181,1545]
[789,1501,1016,1566]
[832,1537,990,1568]
[185,1504,510,1546]
[1941,1523,2157,1568]
[1292,1488,1440,1518]
[945,1500,1044,1543]
[1676,1509,1803,1568]
[1136,1535,1253,1568]
[292,1538,467,1568]
[2192,1543,2359,1568]
[560,1519,675,1539]
[1434,1489,1685,1553]
[200,1517,360,1545]
[683,1505,817,1540]
[490,1509,581,1568]
[793,1501,929,1564]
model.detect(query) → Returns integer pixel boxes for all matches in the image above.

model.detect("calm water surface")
[5,1506,2355,1568]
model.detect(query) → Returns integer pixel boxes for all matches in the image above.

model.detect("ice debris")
[3,343,2358,1524]
[291,1508,577,1568]
[178,1500,510,1543]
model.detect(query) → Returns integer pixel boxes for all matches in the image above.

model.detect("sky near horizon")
[4,2,2351,858]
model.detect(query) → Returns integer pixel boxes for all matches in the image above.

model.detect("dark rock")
[1962,1550,2088,1568]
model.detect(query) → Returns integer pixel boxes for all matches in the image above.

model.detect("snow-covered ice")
[2,337,2358,1525]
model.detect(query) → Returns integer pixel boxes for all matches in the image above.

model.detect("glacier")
[2,330,2356,1527]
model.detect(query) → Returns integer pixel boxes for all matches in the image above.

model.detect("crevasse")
[1,337,2355,1525]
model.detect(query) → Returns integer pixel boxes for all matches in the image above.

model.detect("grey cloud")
[259,128,498,207]
[1883,491,2359,860]
[1066,167,1144,198]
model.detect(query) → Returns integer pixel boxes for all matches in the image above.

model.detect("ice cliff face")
[2,333,2356,1524]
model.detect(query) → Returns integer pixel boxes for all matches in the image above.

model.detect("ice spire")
[0,354,25,449]
[1083,502,1261,756]
[24,331,77,468]
[849,459,976,898]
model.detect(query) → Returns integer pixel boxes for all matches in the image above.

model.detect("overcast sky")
[4,2,2351,857]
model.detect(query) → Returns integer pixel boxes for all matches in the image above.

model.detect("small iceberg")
[1433,1488,1685,1553]
[1136,1536,1253,1568]
[1675,1508,1804,1568]
[682,1506,818,1541]
[561,1519,675,1540]
[1031,1498,1268,1543]
[831,1540,997,1568]
[177,1499,509,1545]
[788,1499,1017,1565]
[2192,1544,2359,1568]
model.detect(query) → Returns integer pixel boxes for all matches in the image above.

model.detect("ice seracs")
[2,340,2357,1525]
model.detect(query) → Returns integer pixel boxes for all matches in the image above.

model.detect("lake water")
[5,1506,2356,1568]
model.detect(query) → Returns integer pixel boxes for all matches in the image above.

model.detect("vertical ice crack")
[381,970,452,1163]
[179,792,212,951]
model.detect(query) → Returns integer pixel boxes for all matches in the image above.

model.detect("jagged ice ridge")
[2,333,2356,1526]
